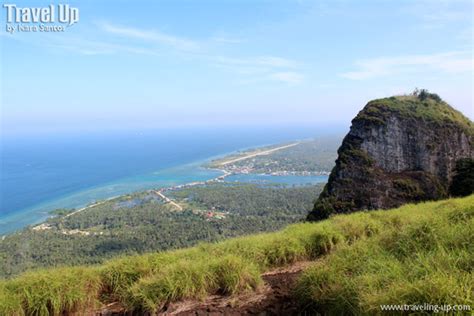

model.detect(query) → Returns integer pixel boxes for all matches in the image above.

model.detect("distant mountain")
[308,91,474,221]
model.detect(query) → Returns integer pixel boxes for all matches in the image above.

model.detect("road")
[218,142,300,166]
[154,190,183,211]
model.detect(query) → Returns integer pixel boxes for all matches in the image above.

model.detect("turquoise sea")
[0,126,335,234]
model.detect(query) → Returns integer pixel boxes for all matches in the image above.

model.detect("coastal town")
[29,139,334,232]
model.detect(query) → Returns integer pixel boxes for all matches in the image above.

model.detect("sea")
[0,126,337,235]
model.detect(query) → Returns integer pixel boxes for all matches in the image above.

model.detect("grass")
[0,267,102,316]
[1,195,472,315]
[296,197,474,314]
[355,95,474,136]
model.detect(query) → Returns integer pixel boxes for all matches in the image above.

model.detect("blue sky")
[1,0,473,135]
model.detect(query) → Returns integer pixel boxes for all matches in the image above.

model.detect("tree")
[412,88,442,102]
[449,158,474,197]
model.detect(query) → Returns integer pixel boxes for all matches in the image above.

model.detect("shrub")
[449,158,474,197]
[413,88,442,102]
[393,178,424,198]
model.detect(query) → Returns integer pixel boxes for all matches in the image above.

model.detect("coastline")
[0,163,223,236]
[41,140,299,221]
[1,140,326,236]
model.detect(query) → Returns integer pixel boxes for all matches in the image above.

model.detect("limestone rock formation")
[308,92,474,221]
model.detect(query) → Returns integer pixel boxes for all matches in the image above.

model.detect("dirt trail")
[163,261,312,316]
[96,261,312,316]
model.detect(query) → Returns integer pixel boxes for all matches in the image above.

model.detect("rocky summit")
[308,91,474,221]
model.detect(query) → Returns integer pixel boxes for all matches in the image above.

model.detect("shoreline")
[2,140,325,236]
[32,141,301,224]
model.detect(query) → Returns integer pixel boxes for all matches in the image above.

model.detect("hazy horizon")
[1,0,473,136]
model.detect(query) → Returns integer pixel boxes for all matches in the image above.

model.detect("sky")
[1,0,473,136]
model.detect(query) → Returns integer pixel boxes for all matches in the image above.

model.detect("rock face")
[307,94,474,221]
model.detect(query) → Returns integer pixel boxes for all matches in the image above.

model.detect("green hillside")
[1,195,473,315]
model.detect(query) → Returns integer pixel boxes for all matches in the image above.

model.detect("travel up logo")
[3,3,79,34]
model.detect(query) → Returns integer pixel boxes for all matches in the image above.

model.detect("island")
[0,135,341,278]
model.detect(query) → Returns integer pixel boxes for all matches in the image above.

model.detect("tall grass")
[1,195,472,314]
[126,255,261,311]
[296,196,474,314]
[0,267,101,316]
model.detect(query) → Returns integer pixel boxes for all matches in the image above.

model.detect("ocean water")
[0,126,334,234]
[225,173,328,186]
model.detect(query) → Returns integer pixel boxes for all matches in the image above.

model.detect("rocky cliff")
[307,92,474,221]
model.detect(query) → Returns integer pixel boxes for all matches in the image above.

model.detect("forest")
[0,183,322,278]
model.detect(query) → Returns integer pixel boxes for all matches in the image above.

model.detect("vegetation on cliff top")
[354,90,474,136]
[1,195,472,315]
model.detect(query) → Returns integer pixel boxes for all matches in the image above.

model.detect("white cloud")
[457,27,473,42]
[341,51,473,80]
[212,36,245,44]
[403,0,472,29]
[215,56,298,68]
[99,22,199,51]
[43,36,160,56]
[214,56,304,85]
[236,71,305,85]
[5,20,304,85]
[268,72,304,84]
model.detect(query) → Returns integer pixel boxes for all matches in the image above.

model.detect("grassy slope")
[297,196,473,314]
[1,195,473,315]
